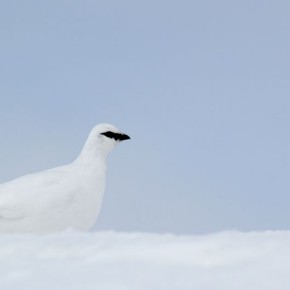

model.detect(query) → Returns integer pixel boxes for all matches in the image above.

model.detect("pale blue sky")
[0,0,289,234]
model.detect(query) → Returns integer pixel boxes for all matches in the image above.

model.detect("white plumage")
[0,123,130,233]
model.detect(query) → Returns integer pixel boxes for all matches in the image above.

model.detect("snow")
[0,230,290,290]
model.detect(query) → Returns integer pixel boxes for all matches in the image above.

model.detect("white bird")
[0,123,130,233]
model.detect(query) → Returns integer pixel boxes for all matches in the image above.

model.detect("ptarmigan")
[0,123,130,233]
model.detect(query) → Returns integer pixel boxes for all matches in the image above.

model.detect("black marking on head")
[101,131,130,141]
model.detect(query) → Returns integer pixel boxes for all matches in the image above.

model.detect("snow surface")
[0,230,290,290]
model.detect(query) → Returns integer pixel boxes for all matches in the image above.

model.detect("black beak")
[118,133,130,141]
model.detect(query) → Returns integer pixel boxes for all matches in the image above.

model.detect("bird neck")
[74,136,108,169]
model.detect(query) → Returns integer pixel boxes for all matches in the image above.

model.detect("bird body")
[0,124,130,233]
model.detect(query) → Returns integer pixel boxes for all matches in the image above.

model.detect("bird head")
[86,123,130,157]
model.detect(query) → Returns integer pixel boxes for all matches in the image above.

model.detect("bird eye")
[101,131,116,139]
[101,131,130,141]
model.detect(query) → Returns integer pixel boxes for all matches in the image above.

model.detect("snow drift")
[0,231,290,290]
